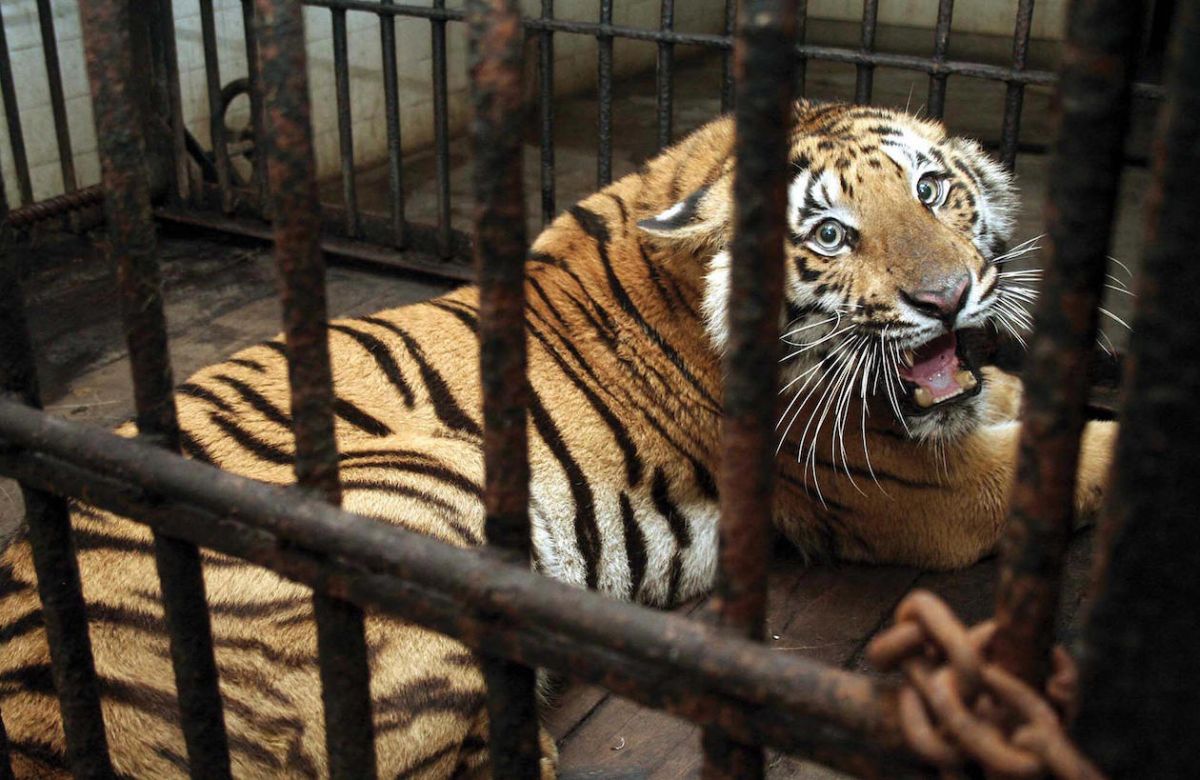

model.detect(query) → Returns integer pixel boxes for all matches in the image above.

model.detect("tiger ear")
[637,182,731,246]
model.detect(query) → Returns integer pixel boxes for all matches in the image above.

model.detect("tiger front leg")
[817,417,1117,571]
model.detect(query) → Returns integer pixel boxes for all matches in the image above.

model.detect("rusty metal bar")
[656,0,676,150]
[200,0,233,212]
[597,0,615,186]
[379,0,408,247]
[999,0,1037,170]
[162,0,191,203]
[795,0,809,97]
[432,0,453,258]
[290,0,1162,103]
[539,0,556,225]
[35,0,76,193]
[252,2,377,777]
[701,1,796,777]
[241,0,269,212]
[0,398,927,777]
[0,14,32,205]
[1072,1,1200,775]
[0,173,112,780]
[854,0,880,103]
[79,1,235,776]
[721,0,736,111]
[331,8,360,237]
[466,1,542,775]
[927,0,955,118]
[991,0,1146,687]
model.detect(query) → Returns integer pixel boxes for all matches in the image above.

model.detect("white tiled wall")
[0,0,728,206]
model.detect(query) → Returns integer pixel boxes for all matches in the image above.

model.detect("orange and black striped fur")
[0,102,1114,776]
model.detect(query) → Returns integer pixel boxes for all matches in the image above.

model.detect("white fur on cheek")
[701,250,732,353]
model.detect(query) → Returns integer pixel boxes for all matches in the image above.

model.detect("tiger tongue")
[899,332,965,406]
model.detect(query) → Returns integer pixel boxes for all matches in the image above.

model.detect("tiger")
[0,100,1115,777]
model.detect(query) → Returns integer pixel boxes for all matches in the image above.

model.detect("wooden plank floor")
[550,533,1096,779]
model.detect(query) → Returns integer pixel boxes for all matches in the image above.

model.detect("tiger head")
[638,102,1025,443]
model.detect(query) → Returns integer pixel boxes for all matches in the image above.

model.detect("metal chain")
[867,590,1105,779]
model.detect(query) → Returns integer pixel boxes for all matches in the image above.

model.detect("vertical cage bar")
[466,2,542,775]
[253,3,377,777]
[0,15,32,205]
[597,0,615,186]
[0,168,112,780]
[79,1,235,775]
[200,0,233,212]
[854,0,880,103]
[721,0,736,112]
[656,0,676,150]
[999,0,1037,170]
[432,0,453,258]
[241,0,269,212]
[539,0,556,225]
[161,0,191,203]
[331,8,360,237]
[927,0,955,118]
[990,0,1146,687]
[1072,2,1200,774]
[379,0,407,247]
[795,0,808,97]
[701,0,796,777]
[35,0,76,193]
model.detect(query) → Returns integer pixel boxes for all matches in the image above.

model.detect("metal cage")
[1,0,1198,777]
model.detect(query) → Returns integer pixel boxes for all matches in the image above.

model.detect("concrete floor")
[1,22,1154,776]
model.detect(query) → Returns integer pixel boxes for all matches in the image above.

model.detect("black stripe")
[360,317,481,437]
[72,526,154,557]
[213,373,291,427]
[332,398,392,437]
[651,467,691,548]
[0,608,43,644]
[526,318,643,487]
[571,205,720,412]
[176,382,235,414]
[340,479,460,516]
[329,323,415,407]
[227,357,266,372]
[179,429,214,463]
[428,299,479,332]
[258,340,289,360]
[0,663,54,694]
[210,412,293,466]
[360,510,481,547]
[341,457,482,498]
[528,389,602,589]
[619,493,647,601]
[665,553,683,607]
[375,676,484,737]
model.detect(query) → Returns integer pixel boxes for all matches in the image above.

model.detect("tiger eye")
[916,173,942,206]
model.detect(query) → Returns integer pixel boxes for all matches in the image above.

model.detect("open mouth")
[898,330,983,413]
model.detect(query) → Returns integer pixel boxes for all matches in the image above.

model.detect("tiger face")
[639,103,1024,444]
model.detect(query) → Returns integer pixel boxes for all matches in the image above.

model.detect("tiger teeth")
[914,387,934,408]
[902,350,915,367]
[956,370,978,390]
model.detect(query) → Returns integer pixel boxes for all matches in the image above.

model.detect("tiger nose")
[901,272,971,325]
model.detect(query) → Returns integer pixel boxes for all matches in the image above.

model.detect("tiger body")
[0,102,1114,777]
